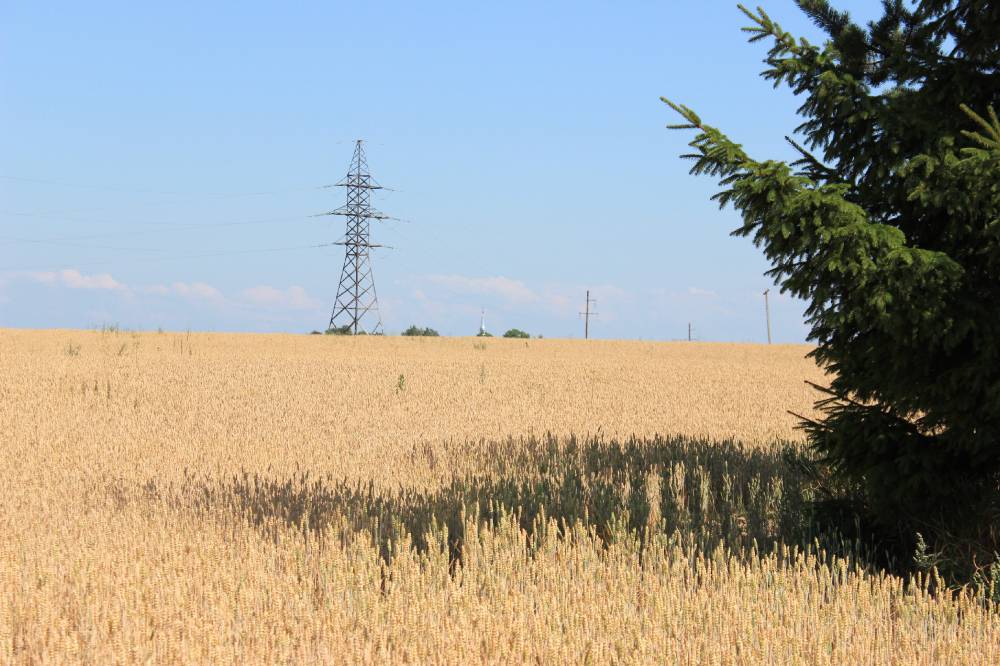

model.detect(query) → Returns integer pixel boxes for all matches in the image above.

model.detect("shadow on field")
[135,434,843,569]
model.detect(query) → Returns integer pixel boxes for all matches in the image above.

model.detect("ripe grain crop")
[1,328,997,664]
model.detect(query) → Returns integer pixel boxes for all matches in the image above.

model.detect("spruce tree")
[664,0,1000,573]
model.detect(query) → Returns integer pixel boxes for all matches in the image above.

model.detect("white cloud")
[409,275,631,322]
[533,284,630,318]
[687,286,718,298]
[139,281,225,303]
[424,274,538,304]
[20,268,127,291]
[542,291,574,313]
[0,268,345,329]
[169,281,224,302]
[242,285,320,310]
[4,269,225,303]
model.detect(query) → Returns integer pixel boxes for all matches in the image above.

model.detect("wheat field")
[1,328,998,664]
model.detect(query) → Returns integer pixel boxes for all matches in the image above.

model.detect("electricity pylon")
[321,140,390,335]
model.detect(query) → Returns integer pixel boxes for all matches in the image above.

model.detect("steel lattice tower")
[322,140,390,335]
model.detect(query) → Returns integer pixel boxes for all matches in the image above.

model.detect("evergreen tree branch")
[784,135,851,186]
[960,104,1000,148]
[737,4,885,182]
[662,98,963,370]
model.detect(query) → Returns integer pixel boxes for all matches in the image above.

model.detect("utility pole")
[763,289,772,344]
[688,322,692,341]
[321,140,392,335]
[579,290,598,339]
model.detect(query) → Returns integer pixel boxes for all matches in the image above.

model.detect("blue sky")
[0,1,880,340]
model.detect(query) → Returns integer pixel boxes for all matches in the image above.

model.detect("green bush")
[402,325,440,337]
[502,328,530,339]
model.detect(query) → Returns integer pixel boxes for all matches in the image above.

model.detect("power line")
[0,213,313,246]
[0,173,325,198]
[0,242,333,273]
[0,235,167,253]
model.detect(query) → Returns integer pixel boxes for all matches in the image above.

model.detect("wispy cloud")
[424,274,538,304]
[19,268,127,291]
[168,281,224,302]
[403,273,632,329]
[645,285,740,328]
[241,285,321,310]
[0,266,342,331]
[6,267,230,305]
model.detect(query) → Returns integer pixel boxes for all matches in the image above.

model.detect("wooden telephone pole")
[579,290,598,339]
[763,289,772,344]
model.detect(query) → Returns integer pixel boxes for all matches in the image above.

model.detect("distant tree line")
[312,324,538,338]
[402,325,440,337]
[502,328,530,339]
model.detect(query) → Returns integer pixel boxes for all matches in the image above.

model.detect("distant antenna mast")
[479,308,487,336]
[579,290,598,339]
[322,140,390,335]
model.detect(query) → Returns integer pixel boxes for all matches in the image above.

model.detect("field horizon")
[0,325,808,345]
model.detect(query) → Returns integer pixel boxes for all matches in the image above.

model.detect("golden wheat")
[1,328,996,664]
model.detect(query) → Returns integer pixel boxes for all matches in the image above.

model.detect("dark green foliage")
[402,325,440,337]
[502,328,531,339]
[664,1,1000,581]
[323,325,376,336]
[476,330,493,337]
